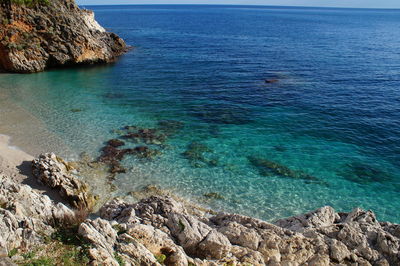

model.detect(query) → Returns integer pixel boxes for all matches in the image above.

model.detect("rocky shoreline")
[0,152,399,265]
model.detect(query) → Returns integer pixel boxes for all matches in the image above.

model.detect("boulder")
[0,174,75,257]
[78,218,119,266]
[197,229,231,259]
[32,153,97,210]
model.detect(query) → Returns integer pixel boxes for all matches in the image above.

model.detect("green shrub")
[112,224,127,235]
[61,248,90,266]
[114,252,125,266]
[24,256,54,266]
[178,220,185,232]
[155,254,167,264]
[22,251,36,260]
[8,248,18,257]
[51,226,88,247]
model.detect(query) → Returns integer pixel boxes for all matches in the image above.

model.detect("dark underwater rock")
[182,142,211,164]
[118,121,183,147]
[99,145,133,163]
[97,137,162,177]
[109,161,126,175]
[134,146,148,153]
[204,192,224,200]
[339,162,393,185]
[98,121,182,175]
[208,125,220,137]
[247,156,320,183]
[133,146,161,159]
[182,142,218,168]
[190,103,253,125]
[124,128,167,145]
[98,140,136,176]
[157,120,184,136]
[274,145,287,152]
[107,139,125,148]
[124,125,138,131]
[104,92,125,99]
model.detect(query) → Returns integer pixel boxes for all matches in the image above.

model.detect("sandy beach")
[0,88,72,201]
[0,134,33,181]
[0,90,73,158]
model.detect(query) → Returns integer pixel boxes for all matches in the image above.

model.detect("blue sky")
[76,0,400,9]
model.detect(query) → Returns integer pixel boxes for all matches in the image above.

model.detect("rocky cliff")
[0,0,127,73]
[0,153,399,265]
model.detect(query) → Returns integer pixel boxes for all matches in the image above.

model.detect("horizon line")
[79,4,400,10]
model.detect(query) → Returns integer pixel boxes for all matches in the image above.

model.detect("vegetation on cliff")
[0,0,49,6]
[1,0,49,23]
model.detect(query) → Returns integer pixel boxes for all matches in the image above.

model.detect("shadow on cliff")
[17,160,67,205]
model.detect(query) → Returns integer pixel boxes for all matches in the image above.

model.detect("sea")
[1,5,399,222]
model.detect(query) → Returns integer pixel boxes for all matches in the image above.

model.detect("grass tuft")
[8,248,18,257]
[114,252,125,266]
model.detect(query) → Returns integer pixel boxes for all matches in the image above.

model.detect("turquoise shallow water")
[1,5,400,222]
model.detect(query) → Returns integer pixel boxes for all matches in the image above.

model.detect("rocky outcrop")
[32,153,98,210]
[0,0,127,73]
[0,173,75,260]
[90,196,399,265]
[1,153,400,265]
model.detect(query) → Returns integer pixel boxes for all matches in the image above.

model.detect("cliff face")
[0,0,127,73]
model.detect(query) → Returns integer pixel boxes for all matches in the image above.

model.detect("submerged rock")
[340,161,393,185]
[248,156,322,183]
[124,127,167,145]
[203,192,225,200]
[123,125,138,131]
[157,120,184,136]
[97,123,175,178]
[104,92,125,99]
[32,153,98,210]
[127,185,168,200]
[107,139,125,148]
[97,136,163,177]
[190,103,253,125]
[99,144,133,163]
[133,146,161,159]
[0,0,127,73]
[109,161,126,175]
[182,141,219,168]
[274,145,287,152]
[112,121,183,158]
[97,142,133,177]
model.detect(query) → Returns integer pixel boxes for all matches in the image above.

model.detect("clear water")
[1,5,400,222]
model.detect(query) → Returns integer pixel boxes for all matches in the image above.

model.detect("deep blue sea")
[1,5,400,222]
